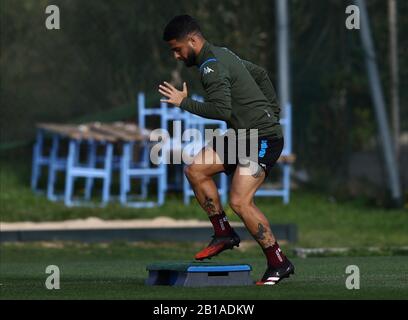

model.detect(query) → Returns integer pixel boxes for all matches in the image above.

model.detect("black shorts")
[208,135,284,177]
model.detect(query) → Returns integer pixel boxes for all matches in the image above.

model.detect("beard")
[183,47,197,67]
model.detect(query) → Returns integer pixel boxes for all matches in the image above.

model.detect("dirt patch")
[1,216,245,231]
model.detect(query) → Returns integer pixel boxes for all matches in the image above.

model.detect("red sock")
[263,242,287,268]
[209,211,233,236]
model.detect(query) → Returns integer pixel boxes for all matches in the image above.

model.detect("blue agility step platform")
[146,261,253,287]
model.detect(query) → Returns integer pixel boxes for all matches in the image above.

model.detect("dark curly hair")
[163,15,203,41]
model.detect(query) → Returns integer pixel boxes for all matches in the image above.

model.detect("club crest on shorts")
[258,140,268,158]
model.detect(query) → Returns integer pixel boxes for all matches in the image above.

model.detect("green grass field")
[1,242,407,300]
[1,159,408,300]
[1,159,408,249]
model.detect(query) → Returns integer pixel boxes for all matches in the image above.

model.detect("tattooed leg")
[229,164,277,249]
[203,196,221,217]
[254,222,276,248]
[185,167,224,217]
[184,147,226,217]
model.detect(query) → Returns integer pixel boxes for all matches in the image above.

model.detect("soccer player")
[159,15,294,285]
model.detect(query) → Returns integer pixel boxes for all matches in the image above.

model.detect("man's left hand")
[158,81,188,107]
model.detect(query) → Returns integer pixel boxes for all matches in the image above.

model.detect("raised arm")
[180,60,232,121]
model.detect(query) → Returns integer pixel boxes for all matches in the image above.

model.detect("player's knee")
[184,165,204,183]
[229,195,250,215]
[184,165,194,180]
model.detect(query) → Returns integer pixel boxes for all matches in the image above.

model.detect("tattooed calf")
[255,223,274,247]
[203,197,219,216]
[255,223,267,240]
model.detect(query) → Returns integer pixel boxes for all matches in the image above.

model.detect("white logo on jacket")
[203,66,214,75]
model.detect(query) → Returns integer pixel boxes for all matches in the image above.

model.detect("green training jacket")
[180,41,282,139]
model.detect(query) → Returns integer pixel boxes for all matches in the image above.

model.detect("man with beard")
[158,15,294,285]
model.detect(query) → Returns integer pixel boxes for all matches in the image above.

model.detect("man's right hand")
[158,81,188,107]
